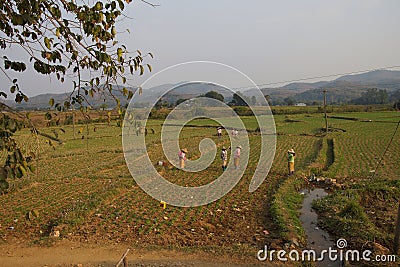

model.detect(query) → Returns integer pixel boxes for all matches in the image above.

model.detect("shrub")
[233,106,254,116]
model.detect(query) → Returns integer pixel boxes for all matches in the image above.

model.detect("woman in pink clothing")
[178,148,188,169]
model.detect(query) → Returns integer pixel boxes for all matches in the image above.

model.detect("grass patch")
[312,179,400,249]
[270,175,307,243]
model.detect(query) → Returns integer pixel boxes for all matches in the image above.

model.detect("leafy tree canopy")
[284,97,295,106]
[351,88,389,105]
[1,0,153,107]
[230,92,248,106]
[0,0,154,191]
[204,91,224,102]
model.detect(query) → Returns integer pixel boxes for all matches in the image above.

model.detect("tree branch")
[140,0,160,8]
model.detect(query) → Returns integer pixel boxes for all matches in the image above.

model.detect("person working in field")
[287,149,295,175]
[234,145,242,170]
[217,127,222,138]
[231,129,238,137]
[221,146,228,171]
[178,148,188,169]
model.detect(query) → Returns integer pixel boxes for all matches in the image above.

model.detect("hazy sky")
[2,0,400,96]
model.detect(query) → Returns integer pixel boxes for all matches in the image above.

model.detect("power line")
[371,120,400,179]
[234,64,400,90]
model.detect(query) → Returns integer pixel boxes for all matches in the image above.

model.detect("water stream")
[299,188,342,267]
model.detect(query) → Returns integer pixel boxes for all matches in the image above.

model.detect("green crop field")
[0,110,399,264]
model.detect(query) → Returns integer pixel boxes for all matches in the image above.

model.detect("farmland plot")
[0,111,399,264]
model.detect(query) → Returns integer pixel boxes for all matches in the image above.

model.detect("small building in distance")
[295,103,307,107]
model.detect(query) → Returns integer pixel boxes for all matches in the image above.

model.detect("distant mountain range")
[247,70,400,104]
[2,69,400,109]
[1,85,139,110]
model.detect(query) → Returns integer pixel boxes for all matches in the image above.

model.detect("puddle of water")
[300,188,342,267]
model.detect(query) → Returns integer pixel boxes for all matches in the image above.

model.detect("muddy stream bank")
[300,188,342,267]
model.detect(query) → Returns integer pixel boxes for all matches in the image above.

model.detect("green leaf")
[128,90,134,99]
[27,209,39,220]
[147,64,152,72]
[28,164,36,173]
[63,101,71,109]
[94,1,103,11]
[44,37,51,49]
[118,0,125,9]
[49,98,55,107]
[15,93,23,103]
[117,47,123,57]
[18,165,27,177]
[139,65,144,75]
[4,60,11,69]
[45,112,52,120]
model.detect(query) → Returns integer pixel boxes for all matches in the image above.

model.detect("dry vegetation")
[0,110,399,265]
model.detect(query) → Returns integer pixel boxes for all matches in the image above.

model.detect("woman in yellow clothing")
[287,149,295,175]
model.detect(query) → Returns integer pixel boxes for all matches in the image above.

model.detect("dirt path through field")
[0,240,280,267]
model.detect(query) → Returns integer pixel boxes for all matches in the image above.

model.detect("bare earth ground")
[0,239,283,267]
[2,113,399,266]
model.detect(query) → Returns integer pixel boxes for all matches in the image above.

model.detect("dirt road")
[0,239,281,267]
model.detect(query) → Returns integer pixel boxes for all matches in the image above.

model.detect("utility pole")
[394,200,400,253]
[323,89,328,133]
